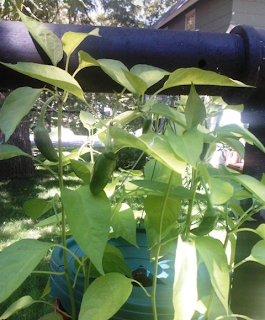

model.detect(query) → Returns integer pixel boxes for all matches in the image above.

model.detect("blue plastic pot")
[50,228,175,319]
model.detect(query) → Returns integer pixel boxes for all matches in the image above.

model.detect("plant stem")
[57,93,77,320]
[204,287,215,319]
[83,257,91,293]
[53,244,83,266]
[151,171,174,320]
[184,174,199,239]
[131,280,151,297]
[31,270,65,275]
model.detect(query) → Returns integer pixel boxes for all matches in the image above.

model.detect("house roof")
[153,0,200,29]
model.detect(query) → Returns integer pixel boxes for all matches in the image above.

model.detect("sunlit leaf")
[61,185,111,274]
[79,273,132,320]
[110,126,186,174]
[97,59,134,92]
[130,64,169,88]
[144,159,182,185]
[231,175,265,203]
[195,236,230,312]
[146,103,186,127]
[18,10,63,66]
[247,240,265,265]
[255,224,265,240]
[80,110,97,127]
[167,127,204,168]
[163,68,251,90]
[216,124,265,153]
[122,69,148,96]
[209,177,234,205]
[0,87,42,142]
[111,203,137,247]
[185,84,206,129]
[173,236,197,320]
[0,62,85,101]
[78,50,99,72]
[70,159,92,184]
[221,138,245,159]
[62,28,100,57]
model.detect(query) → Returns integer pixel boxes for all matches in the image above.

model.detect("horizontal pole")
[0,21,263,103]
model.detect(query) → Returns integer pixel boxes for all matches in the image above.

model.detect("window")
[185,9,196,31]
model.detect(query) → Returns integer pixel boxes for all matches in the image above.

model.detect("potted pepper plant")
[1,10,265,320]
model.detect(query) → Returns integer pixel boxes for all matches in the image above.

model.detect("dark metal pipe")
[0,21,261,103]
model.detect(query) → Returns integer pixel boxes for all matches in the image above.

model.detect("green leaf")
[23,198,53,220]
[35,213,62,227]
[147,103,186,127]
[104,176,119,198]
[216,124,265,153]
[78,50,100,72]
[130,64,169,88]
[79,273,132,320]
[209,177,234,205]
[144,195,181,234]
[62,28,100,57]
[111,203,137,247]
[0,295,37,319]
[40,278,51,299]
[163,68,251,90]
[125,180,206,201]
[144,159,182,185]
[231,175,265,203]
[70,159,92,184]
[231,189,252,201]
[80,110,97,128]
[61,185,111,274]
[0,240,52,303]
[122,69,148,96]
[173,236,197,320]
[196,295,237,320]
[195,236,230,312]
[110,126,186,174]
[221,138,245,159]
[0,87,42,142]
[0,62,85,101]
[185,84,206,129]
[255,224,265,240]
[38,313,63,320]
[0,145,31,160]
[261,173,265,185]
[102,244,132,277]
[167,128,204,168]
[97,59,134,92]
[247,240,265,265]
[18,10,63,66]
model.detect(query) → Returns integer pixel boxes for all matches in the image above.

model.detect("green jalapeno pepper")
[191,208,218,236]
[90,152,117,195]
[34,124,58,162]
[142,116,152,134]
[34,96,58,162]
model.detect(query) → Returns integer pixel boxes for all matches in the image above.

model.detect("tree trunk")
[0,115,36,180]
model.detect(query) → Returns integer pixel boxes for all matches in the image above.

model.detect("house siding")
[161,0,234,32]
[232,0,265,29]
